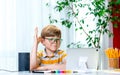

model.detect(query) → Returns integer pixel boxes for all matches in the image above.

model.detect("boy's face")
[42,36,62,52]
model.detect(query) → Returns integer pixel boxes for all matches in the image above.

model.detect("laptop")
[66,48,99,70]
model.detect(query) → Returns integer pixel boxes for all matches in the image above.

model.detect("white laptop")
[66,48,99,70]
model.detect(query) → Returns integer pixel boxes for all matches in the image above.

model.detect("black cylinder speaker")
[18,52,30,71]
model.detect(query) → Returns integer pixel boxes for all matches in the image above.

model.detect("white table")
[0,70,120,75]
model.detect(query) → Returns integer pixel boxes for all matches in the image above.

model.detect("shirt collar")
[42,49,59,58]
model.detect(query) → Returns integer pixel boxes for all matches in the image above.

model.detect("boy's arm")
[51,60,66,70]
[35,59,66,71]
[32,50,67,71]
[30,27,41,71]
[30,42,40,71]
[46,51,67,70]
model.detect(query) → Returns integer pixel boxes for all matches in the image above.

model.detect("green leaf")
[88,43,92,47]
[116,0,120,4]
[89,31,93,34]
[79,27,83,29]
[69,0,76,2]
[46,3,50,6]
[113,24,118,28]
[87,24,89,27]
[108,32,113,37]
[85,12,89,15]
[61,20,72,28]
[67,44,71,48]
[80,20,84,24]
[75,28,78,31]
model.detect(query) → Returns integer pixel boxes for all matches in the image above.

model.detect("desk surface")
[0,70,120,75]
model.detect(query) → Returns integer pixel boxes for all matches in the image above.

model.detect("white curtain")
[0,0,17,71]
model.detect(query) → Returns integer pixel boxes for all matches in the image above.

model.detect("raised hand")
[30,27,41,71]
[34,27,41,44]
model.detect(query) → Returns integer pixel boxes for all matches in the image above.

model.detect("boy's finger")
[35,27,38,34]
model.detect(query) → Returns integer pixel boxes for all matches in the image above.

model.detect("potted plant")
[46,0,119,49]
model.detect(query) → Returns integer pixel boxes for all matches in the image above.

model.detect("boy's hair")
[41,25,61,38]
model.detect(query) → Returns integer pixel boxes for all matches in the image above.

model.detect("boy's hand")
[34,27,41,44]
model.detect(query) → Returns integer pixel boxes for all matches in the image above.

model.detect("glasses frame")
[44,37,63,44]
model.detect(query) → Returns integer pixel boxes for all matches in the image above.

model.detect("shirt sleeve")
[58,50,67,63]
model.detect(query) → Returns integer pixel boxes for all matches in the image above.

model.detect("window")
[68,0,96,48]
[43,0,110,49]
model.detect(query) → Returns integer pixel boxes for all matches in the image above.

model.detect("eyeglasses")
[45,37,63,44]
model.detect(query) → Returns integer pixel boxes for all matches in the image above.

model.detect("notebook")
[66,48,99,70]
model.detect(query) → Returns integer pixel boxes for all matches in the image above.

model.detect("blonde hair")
[41,25,61,38]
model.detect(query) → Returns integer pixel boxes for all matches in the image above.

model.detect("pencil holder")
[108,58,119,69]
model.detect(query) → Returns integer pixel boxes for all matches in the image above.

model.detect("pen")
[32,70,51,73]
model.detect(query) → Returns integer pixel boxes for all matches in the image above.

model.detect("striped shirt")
[37,49,67,66]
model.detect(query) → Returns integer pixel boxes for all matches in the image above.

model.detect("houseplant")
[46,0,119,48]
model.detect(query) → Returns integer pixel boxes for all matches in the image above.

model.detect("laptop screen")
[66,48,99,70]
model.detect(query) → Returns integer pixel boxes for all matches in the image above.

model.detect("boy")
[30,25,67,71]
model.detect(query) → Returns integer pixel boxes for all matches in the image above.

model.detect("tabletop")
[0,70,120,75]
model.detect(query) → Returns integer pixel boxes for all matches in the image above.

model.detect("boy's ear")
[39,37,44,44]
[41,38,45,46]
[38,37,45,46]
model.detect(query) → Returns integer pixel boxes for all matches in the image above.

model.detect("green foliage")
[67,41,86,48]
[61,20,72,28]
[46,0,120,48]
